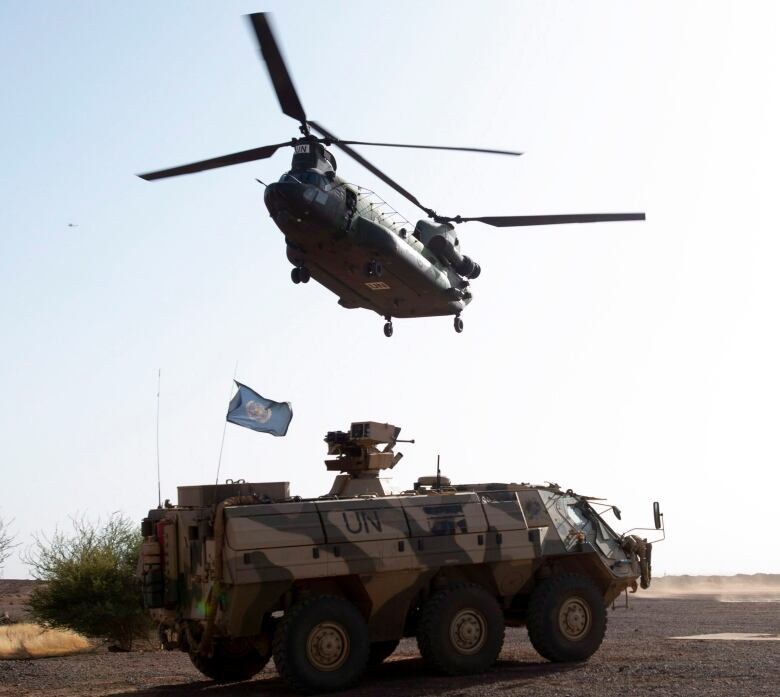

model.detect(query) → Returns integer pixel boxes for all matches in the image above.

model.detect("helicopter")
[139,13,645,337]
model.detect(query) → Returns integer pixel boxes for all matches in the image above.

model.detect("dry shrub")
[0,623,92,659]
[25,513,151,650]
[0,516,16,573]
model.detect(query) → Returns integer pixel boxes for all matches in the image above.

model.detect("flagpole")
[215,361,238,488]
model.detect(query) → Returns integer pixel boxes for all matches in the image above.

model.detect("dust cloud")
[647,574,780,602]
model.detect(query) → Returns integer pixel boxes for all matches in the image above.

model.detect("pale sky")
[1,1,779,579]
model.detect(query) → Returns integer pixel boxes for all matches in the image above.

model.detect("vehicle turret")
[325,421,412,497]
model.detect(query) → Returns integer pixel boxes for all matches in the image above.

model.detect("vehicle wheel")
[291,267,301,284]
[299,266,311,283]
[367,639,400,668]
[416,583,504,676]
[526,573,607,662]
[272,595,370,694]
[383,321,393,338]
[189,637,270,683]
[453,316,464,333]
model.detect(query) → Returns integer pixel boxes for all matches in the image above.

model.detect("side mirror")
[612,505,622,520]
[653,501,663,529]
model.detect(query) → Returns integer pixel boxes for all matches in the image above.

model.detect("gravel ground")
[1,597,778,696]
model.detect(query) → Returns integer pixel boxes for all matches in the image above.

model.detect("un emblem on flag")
[227,381,293,436]
[246,401,273,424]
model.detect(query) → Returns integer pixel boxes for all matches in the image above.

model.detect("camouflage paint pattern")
[141,483,645,643]
[139,424,651,651]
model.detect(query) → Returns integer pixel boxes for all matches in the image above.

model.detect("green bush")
[26,513,151,650]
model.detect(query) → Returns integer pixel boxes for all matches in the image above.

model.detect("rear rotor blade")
[309,121,437,218]
[336,140,522,157]
[137,141,294,180]
[247,13,307,129]
[451,212,646,227]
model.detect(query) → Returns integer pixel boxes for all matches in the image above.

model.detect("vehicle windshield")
[565,500,590,529]
[539,491,619,555]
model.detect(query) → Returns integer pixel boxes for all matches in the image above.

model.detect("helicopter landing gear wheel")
[454,315,464,333]
[291,266,310,284]
[366,260,383,278]
[383,321,393,338]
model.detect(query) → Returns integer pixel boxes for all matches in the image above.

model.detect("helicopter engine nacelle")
[426,234,481,279]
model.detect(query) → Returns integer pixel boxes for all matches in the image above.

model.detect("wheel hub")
[449,608,487,655]
[306,621,349,671]
[558,597,592,640]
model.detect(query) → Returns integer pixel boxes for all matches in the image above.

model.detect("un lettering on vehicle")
[342,510,383,534]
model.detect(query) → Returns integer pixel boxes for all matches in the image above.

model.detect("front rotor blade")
[309,121,435,217]
[455,212,646,227]
[247,13,307,127]
[337,140,522,157]
[138,141,293,181]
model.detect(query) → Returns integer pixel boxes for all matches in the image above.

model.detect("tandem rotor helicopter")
[140,13,644,337]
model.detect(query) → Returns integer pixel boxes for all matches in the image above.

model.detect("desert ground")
[1,577,778,697]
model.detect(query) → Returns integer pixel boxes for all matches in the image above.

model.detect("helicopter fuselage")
[139,12,644,336]
[263,149,472,322]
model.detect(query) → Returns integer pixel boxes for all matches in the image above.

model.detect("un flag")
[226,381,293,436]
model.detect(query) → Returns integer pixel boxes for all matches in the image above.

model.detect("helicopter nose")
[264,182,304,218]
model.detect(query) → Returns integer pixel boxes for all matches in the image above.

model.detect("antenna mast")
[156,369,161,507]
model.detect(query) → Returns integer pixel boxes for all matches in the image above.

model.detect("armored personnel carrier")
[140,422,659,694]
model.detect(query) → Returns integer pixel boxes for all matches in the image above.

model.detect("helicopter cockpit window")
[281,171,326,188]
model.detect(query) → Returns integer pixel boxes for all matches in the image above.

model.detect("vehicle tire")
[291,267,301,284]
[367,639,400,668]
[272,595,370,694]
[299,266,311,283]
[526,573,607,662]
[416,583,504,676]
[189,637,270,682]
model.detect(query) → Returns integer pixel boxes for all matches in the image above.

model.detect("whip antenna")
[436,454,441,490]
[156,369,161,507]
